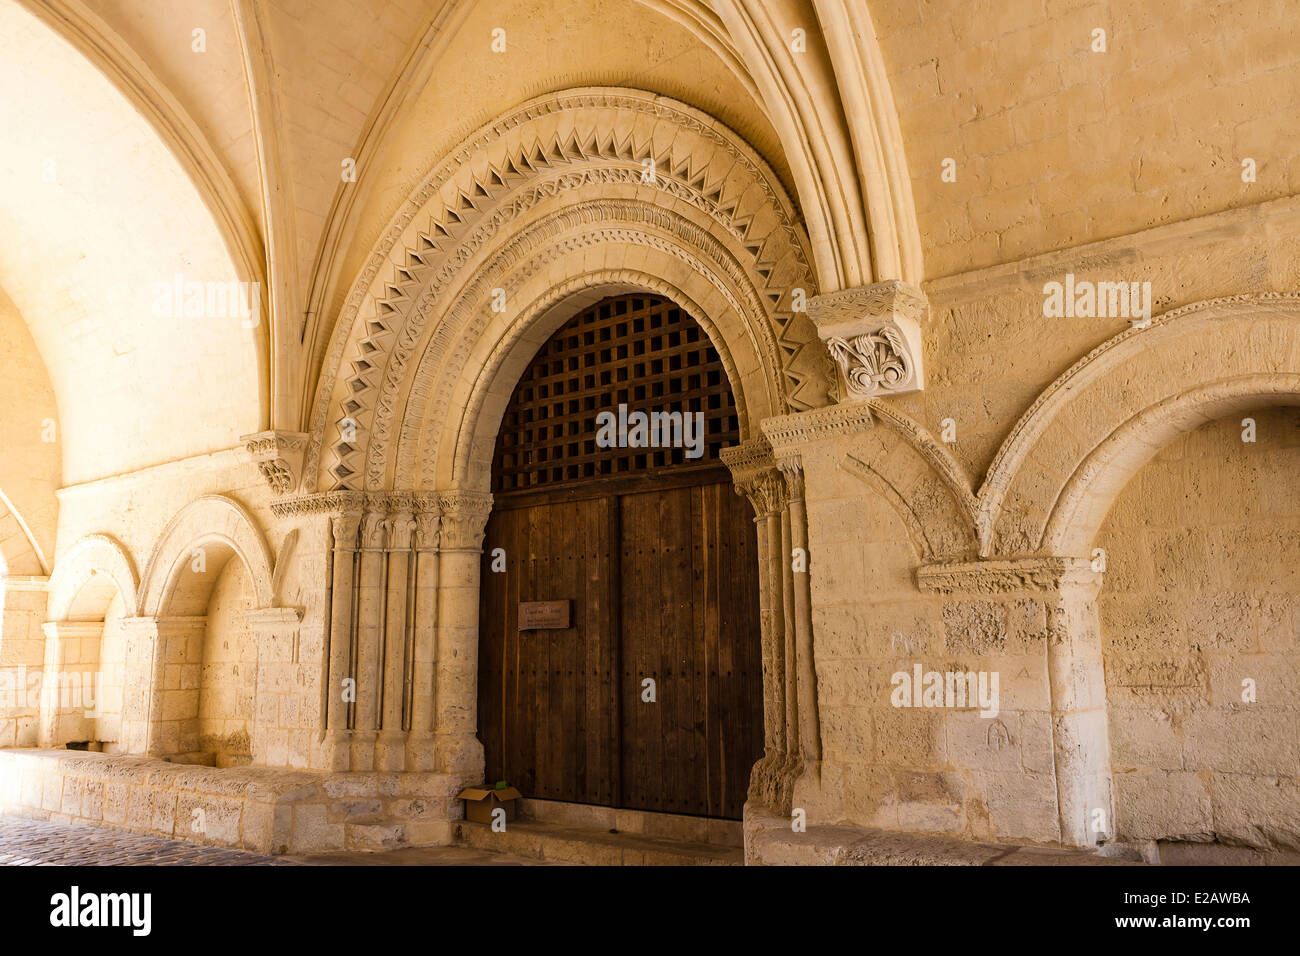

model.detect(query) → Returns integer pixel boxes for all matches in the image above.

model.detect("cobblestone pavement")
[0,815,298,865]
[0,815,552,865]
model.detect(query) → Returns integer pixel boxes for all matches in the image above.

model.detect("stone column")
[376,503,414,770]
[406,502,441,771]
[351,507,387,769]
[721,439,793,812]
[119,616,205,758]
[777,459,822,765]
[760,396,886,819]
[917,557,1114,848]
[38,621,104,748]
[432,490,492,780]
[325,511,360,770]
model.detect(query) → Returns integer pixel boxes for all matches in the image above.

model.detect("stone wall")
[775,198,1300,853]
[199,561,256,766]
[1097,407,1300,849]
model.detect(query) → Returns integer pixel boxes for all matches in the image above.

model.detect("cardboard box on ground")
[457,783,523,824]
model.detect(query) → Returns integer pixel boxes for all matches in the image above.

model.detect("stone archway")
[292,92,826,811]
[475,290,765,819]
[39,534,138,749]
[124,495,294,762]
[835,293,1300,848]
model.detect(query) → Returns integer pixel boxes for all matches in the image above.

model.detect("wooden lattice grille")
[491,295,740,494]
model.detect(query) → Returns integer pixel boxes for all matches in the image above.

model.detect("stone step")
[456,817,743,865]
[517,798,743,847]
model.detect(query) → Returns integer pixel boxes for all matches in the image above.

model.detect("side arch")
[981,295,1300,556]
[137,495,274,618]
[45,533,138,621]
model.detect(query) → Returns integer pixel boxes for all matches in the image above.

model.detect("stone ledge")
[0,748,463,855]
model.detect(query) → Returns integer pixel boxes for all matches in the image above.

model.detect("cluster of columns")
[721,439,822,813]
[319,490,492,775]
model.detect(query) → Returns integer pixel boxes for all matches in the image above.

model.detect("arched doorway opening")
[477,293,763,819]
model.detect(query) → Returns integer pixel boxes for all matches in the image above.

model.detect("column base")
[374,730,407,771]
[434,732,484,781]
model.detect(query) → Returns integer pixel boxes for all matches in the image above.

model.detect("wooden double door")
[477,469,763,819]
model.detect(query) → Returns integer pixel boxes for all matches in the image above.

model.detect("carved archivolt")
[307,88,820,493]
[394,214,774,491]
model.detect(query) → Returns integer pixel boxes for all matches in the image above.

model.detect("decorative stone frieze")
[917,556,1101,596]
[241,430,310,495]
[808,279,928,401]
[760,402,876,460]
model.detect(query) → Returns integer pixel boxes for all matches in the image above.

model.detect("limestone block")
[1114,770,1212,843]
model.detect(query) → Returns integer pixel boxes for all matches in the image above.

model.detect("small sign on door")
[518,600,570,630]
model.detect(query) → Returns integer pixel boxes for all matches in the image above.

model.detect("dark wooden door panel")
[617,482,763,818]
[478,496,616,806]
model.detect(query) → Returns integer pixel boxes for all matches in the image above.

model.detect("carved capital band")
[760,403,875,459]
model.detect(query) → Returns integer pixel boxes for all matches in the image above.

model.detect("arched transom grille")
[491,294,740,494]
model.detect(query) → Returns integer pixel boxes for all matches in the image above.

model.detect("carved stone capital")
[776,456,805,498]
[360,510,388,551]
[242,430,310,495]
[808,280,927,402]
[384,509,416,551]
[720,438,787,518]
[437,491,494,551]
[719,437,774,486]
[330,512,362,551]
[414,511,441,551]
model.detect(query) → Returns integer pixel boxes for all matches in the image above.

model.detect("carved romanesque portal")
[298,90,832,813]
[477,293,764,819]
